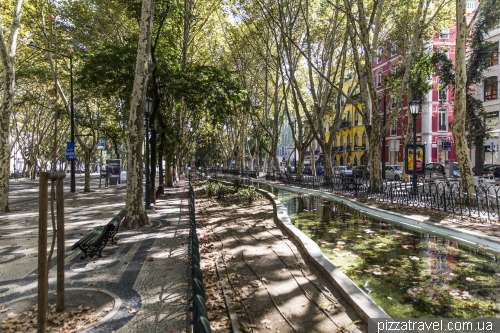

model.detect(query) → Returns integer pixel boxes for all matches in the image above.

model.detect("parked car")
[472,164,500,176]
[353,165,370,178]
[385,165,403,181]
[316,166,325,176]
[424,162,460,179]
[303,166,312,175]
[333,166,353,177]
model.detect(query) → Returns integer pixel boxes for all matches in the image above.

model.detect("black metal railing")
[209,170,500,221]
[189,178,212,333]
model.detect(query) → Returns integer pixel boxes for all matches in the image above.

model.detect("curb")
[256,187,391,323]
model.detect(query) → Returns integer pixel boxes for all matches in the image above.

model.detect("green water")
[261,185,500,318]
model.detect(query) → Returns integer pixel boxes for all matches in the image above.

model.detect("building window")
[362,131,367,145]
[439,88,448,102]
[390,95,395,109]
[438,108,448,131]
[391,42,397,56]
[347,134,351,148]
[390,120,397,136]
[346,68,351,79]
[333,137,337,148]
[439,29,449,39]
[484,76,498,101]
[377,48,383,63]
[389,140,399,164]
[377,71,382,87]
[354,110,359,125]
[354,133,358,146]
[354,155,358,166]
[488,42,499,67]
[340,94,344,106]
[347,111,351,122]
[340,136,344,147]
[439,48,450,59]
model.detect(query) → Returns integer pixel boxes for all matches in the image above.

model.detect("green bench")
[70,209,126,260]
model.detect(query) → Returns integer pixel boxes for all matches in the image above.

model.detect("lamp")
[409,99,420,195]
[28,42,75,192]
[144,97,153,210]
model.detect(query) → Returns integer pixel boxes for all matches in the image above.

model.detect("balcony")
[347,93,361,104]
[339,121,351,129]
[354,144,366,151]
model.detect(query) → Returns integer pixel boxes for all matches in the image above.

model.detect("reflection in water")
[254,183,500,318]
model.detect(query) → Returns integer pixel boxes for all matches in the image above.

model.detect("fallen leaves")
[0,303,99,333]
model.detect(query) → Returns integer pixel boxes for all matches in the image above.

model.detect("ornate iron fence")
[189,179,212,333]
[210,170,500,221]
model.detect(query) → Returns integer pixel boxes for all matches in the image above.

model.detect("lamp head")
[145,97,153,117]
[409,99,420,115]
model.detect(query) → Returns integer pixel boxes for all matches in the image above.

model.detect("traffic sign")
[98,137,107,150]
[66,142,76,161]
[442,141,451,151]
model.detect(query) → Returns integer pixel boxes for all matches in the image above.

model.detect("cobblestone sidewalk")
[0,182,192,333]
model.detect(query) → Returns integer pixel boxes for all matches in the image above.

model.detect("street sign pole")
[491,142,494,164]
[97,138,107,188]
[100,150,102,188]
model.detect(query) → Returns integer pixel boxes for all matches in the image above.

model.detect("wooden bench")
[70,209,126,260]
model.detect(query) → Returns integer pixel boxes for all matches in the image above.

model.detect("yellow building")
[327,80,368,167]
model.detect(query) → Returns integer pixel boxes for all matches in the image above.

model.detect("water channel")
[255,183,500,318]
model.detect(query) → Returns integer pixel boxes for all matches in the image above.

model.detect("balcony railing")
[339,121,351,129]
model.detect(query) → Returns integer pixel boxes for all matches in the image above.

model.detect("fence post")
[38,172,49,333]
[56,176,65,311]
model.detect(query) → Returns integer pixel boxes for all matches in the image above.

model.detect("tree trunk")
[454,0,474,193]
[474,137,485,175]
[0,0,23,212]
[122,0,155,229]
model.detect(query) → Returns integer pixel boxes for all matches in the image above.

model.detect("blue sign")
[98,137,107,150]
[66,142,76,161]
[442,141,451,151]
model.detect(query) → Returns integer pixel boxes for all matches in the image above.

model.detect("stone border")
[79,288,122,333]
[0,288,121,332]
[254,186,390,322]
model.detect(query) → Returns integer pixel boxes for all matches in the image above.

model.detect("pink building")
[375,26,460,167]
[376,1,481,170]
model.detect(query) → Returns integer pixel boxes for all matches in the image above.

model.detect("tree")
[0,0,23,212]
[122,0,156,229]
[343,0,450,188]
[432,0,500,178]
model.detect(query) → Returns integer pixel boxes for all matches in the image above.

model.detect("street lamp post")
[28,42,75,192]
[409,99,420,195]
[145,97,153,210]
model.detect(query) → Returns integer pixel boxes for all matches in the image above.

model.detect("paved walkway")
[0,180,192,332]
[3,176,500,332]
